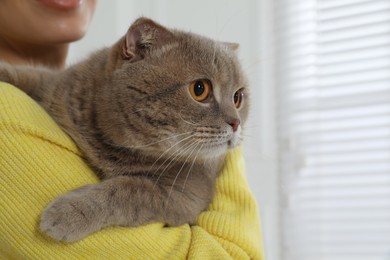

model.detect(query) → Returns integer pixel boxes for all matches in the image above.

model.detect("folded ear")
[122,17,175,61]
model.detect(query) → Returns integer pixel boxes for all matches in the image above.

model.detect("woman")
[0,1,264,259]
[0,0,94,68]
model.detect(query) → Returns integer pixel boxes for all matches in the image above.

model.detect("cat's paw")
[40,196,100,242]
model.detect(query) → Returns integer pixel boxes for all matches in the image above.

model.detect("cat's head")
[103,18,249,160]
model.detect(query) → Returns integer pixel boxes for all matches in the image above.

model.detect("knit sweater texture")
[0,82,264,259]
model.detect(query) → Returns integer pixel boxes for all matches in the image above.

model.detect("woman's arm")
[0,82,264,259]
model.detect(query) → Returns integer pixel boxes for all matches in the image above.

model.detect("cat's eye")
[234,89,244,109]
[189,79,211,102]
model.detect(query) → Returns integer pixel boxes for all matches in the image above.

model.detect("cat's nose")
[228,119,240,132]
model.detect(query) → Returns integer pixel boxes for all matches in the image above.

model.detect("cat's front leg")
[40,184,109,242]
[40,175,211,242]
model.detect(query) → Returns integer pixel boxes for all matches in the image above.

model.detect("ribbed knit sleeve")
[0,82,264,260]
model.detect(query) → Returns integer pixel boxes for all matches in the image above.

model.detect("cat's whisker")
[244,124,262,129]
[241,132,257,138]
[131,131,192,149]
[243,59,261,73]
[165,140,201,209]
[214,7,246,41]
[182,142,204,192]
[144,134,195,180]
[137,136,196,206]
[179,110,200,126]
[148,136,197,185]
[212,40,217,66]
[153,139,199,189]
[153,139,199,181]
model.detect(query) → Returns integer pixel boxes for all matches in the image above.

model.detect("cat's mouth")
[227,130,241,148]
[158,127,241,159]
[227,139,237,149]
[197,132,241,155]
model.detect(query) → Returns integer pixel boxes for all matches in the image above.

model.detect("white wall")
[68,1,279,259]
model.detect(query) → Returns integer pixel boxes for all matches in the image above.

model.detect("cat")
[0,17,249,242]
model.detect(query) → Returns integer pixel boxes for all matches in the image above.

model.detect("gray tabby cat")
[0,18,249,242]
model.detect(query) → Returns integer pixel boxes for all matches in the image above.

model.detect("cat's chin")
[199,141,240,159]
[205,144,228,157]
[194,135,242,159]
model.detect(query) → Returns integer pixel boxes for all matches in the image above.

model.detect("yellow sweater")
[0,82,264,260]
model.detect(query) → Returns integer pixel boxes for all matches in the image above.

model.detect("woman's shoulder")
[0,81,79,154]
[0,81,26,100]
[0,81,43,122]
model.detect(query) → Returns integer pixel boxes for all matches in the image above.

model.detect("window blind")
[275,0,390,259]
